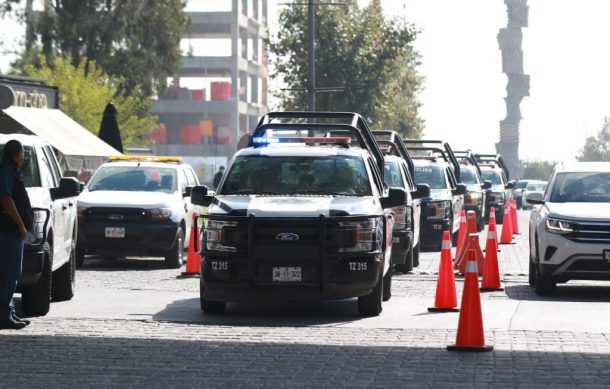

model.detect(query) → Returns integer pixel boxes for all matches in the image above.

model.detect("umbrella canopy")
[98,102,123,153]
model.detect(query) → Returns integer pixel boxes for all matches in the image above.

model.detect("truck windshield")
[0,145,41,187]
[480,169,503,185]
[550,172,610,203]
[221,155,372,196]
[414,165,447,190]
[384,161,404,188]
[88,166,177,193]
[459,166,479,185]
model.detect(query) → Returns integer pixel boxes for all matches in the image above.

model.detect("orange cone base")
[480,287,504,292]
[498,241,515,245]
[447,344,494,352]
[177,272,200,278]
[428,307,459,312]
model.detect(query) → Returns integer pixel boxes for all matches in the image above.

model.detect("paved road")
[3,210,610,388]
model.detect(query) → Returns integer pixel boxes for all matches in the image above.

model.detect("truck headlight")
[204,219,238,252]
[77,205,88,219]
[487,192,504,203]
[545,218,574,234]
[392,206,410,230]
[24,210,48,245]
[427,201,451,220]
[150,208,173,220]
[465,192,481,206]
[338,217,383,253]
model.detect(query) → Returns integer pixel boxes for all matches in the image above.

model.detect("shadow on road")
[505,283,610,302]
[79,256,168,271]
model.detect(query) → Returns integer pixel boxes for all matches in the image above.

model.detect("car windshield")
[459,166,479,185]
[526,182,546,192]
[414,164,447,190]
[480,169,503,185]
[384,161,404,188]
[221,155,372,196]
[0,145,41,187]
[549,172,610,203]
[88,166,177,193]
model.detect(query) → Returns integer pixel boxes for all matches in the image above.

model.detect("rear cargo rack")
[454,150,482,177]
[474,153,510,180]
[373,130,415,178]
[403,139,461,181]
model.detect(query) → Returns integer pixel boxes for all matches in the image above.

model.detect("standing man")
[213,166,225,189]
[0,140,33,329]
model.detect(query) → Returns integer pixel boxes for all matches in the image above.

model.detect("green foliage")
[269,0,424,138]
[14,0,187,97]
[23,55,156,146]
[577,117,610,162]
[520,160,556,181]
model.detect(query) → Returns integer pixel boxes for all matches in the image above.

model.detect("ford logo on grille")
[275,232,300,242]
[108,214,124,221]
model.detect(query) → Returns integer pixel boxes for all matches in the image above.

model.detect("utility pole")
[307,0,316,111]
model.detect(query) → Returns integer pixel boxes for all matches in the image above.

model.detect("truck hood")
[26,187,52,208]
[424,189,452,202]
[78,190,174,208]
[547,202,610,221]
[209,195,381,217]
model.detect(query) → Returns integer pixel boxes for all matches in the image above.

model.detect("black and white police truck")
[190,112,407,316]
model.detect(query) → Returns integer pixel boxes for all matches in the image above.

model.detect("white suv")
[527,162,610,295]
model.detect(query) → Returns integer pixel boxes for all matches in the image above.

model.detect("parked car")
[0,134,81,316]
[514,179,531,209]
[527,162,610,295]
[475,154,515,224]
[521,180,547,210]
[454,150,491,231]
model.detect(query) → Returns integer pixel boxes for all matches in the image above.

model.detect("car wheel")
[21,242,52,316]
[358,269,383,316]
[51,238,76,302]
[412,243,420,268]
[395,244,414,273]
[534,265,557,295]
[200,281,226,314]
[164,229,184,269]
[382,266,392,302]
[528,256,536,287]
[75,244,85,268]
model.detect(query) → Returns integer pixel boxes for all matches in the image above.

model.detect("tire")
[164,229,184,269]
[395,244,414,273]
[358,268,383,316]
[200,281,226,314]
[528,256,536,287]
[412,243,420,268]
[52,238,76,302]
[382,266,392,301]
[534,265,557,295]
[21,242,52,317]
[75,244,85,267]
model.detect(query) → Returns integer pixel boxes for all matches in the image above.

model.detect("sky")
[3,1,610,163]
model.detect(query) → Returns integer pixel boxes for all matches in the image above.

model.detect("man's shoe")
[0,317,27,330]
[11,314,30,326]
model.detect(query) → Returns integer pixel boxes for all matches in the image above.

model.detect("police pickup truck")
[454,150,491,231]
[190,112,406,316]
[0,134,80,316]
[475,154,515,224]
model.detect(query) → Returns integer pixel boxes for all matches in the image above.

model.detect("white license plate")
[433,224,443,230]
[105,227,125,238]
[272,267,302,282]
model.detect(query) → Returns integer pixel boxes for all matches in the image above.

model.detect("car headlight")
[465,192,482,206]
[427,200,451,220]
[545,218,574,234]
[392,206,411,230]
[149,208,173,220]
[338,217,384,252]
[487,192,504,203]
[204,219,238,252]
[24,210,48,245]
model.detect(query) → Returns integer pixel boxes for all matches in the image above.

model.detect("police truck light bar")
[252,136,352,146]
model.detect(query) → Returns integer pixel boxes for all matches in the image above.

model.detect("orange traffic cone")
[455,212,480,274]
[481,222,503,292]
[510,199,520,234]
[181,213,201,277]
[454,210,467,263]
[489,207,499,251]
[447,250,493,352]
[499,204,513,244]
[428,231,459,312]
[457,233,485,275]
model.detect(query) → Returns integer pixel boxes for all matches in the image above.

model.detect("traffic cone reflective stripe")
[510,199,520,234]
[447,251,493,352]
[181,213,201,277]
[428,231,459,312]
[455,210,467,262]
[489,207,499,251]
[481,222,503,291]
[499,205,513,244]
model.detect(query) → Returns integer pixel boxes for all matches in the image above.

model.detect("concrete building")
[151,0,269,185]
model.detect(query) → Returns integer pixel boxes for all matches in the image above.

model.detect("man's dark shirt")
[0,161,33,232]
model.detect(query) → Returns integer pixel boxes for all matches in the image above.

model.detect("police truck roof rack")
[473,153,510,180]
[454,150,482,177]
[403,139,461,182]
[373,130,415,178]
[252,111,386,182]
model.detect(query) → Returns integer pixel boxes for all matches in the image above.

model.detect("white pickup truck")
[0,134,81,316]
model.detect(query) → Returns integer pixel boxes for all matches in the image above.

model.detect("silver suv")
[527,162,610,295]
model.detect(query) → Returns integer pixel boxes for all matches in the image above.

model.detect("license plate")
[272,267,302,282]
[392,237,400,244]
[433,224,442,230]
[105,227,125,238]
[604,250,610,262]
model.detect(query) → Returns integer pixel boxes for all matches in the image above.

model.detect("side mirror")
[79,182,85,192]
[380,187,407,209]
[526,192,545,205]
[452,183,467,196]
[481,180,492,190]
[50,177,81,200]
[411,183,430,200]
[505,180,515,189]
[191,185,213,207]
[183,186,193,197]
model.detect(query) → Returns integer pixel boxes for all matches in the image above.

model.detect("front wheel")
[528,256,536,287]
[21,242,52,316]
[52,239,76,302]
[75,244,85,268]
[164,229,184,269]
[358,270,383,316]
[382,266,392,301]
[412,243,420,268]
[395,244,414,273]
[534,265,557,295]
[200,282,226,314]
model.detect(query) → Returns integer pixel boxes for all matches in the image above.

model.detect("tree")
[577,117,610,162]
[23,55,156,146]
[269,0,424,138]
[6,0,187,97]
[521,160,556,181]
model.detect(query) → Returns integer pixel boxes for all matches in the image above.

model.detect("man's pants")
[0,231,24,320]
